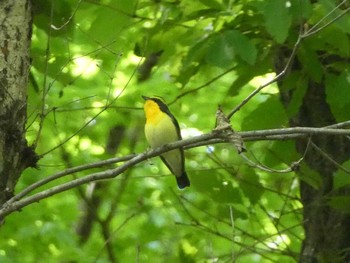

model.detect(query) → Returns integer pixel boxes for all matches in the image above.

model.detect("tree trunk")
[0,0,36,206]
[276,50,350,262]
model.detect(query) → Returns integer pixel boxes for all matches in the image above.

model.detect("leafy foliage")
[1,0,350,262]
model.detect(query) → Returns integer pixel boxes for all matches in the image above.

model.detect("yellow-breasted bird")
[142,96,190,189]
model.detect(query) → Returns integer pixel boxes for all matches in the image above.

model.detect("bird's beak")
[142,95,150,101]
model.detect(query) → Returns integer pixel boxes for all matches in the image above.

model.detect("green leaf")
[280,71,308,118]
[262,0,292,43]
[205,30,257,68]
[217,203,248,220]
[198,0,223,10]
[191,169,222,192]
[186,8,222,20]
[226,30,257,65]
[328,196,350,214]
[333,159,350,190]
[239,168,264,205]
[242,95,288,130]
[183,38,210,66]
[89,7,132,43]
[176,63,201,86]
[289,0,313,21]
[212,184,243,204]
[205,33,235,68]
[299,163,323,189]
[297,44,324,82]
[262,141,298,169]
[228,59,269,95]
[192,170,243,204]
[322,27,350,57]
[325,71,350,121]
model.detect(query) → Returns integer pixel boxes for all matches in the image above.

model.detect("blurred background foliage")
[1,0,350,262]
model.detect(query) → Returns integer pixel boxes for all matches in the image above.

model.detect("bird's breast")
[145,113,178,149]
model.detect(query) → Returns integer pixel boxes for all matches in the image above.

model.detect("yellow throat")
[144,99,163,125]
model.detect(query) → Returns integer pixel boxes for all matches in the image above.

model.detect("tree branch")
[1,125,350,219]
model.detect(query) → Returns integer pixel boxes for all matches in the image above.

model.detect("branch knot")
[214,106,245,153]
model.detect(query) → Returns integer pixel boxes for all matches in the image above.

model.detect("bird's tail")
[176,172,190,189]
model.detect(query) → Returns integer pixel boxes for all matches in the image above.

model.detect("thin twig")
[51,0,83,30]
[172,66,236,104]
[310,141,350,175]
[33,2,54,148]
[302,1,350,38]
[93,213,136,263]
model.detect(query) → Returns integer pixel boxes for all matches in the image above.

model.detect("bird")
[142,96,190,189]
